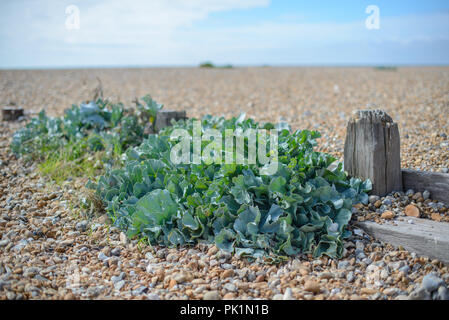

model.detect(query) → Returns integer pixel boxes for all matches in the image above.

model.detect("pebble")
[203,291,220,300]
[119,232,128,245]
[412,192,422,201]
[173,272,189,283]
[404,204,420,218]
[247,273,257,282]
[381,211,395,220]
[361,288,377,295]
[98,252,108,261]
[437,286,449,300]
[166,253,178,262]
[380,269,389,280]
[255,274,265,282]
[207,246,218,256]
[369,195,380,204]
[132,286,147,296]
[283,288,294,300]
[319,272,334,280]
[221,269,234,279]
[330,288,341,295]
[390,261,405,270]
[145,264,153,274]
[304,280,320,294]
[111,272,125,283]
[114,280,126,291]
[111,248,121,256]
[346,272,355,283]
[222,293,236,300]
[422,273,444,292]
[221,263,233,270]
[398,265,410,274]
[75,220,88,232]
[383,288,399,296]
[338,261,350,270]
[147,293,160,300]
[409,288,431,300]
[6,292,16,300]
[223,283,237,292]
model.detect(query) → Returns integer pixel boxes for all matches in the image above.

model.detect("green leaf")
[268,176,286,193]
[182,212,199,230]
[135,189,177,225]
[215,228,236,252]
[334,208,352,233]
[167,229,185,246]
[133,182,147,198]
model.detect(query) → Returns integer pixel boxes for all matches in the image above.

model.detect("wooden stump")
[155,110,187,132]
[2,106,24,121]
[344,109,402,196]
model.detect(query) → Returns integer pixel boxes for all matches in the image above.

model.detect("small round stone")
[203,291,220,300]
[381,211,395,220]
[405,204,420,218]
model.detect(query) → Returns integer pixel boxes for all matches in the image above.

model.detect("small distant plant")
[199,62,233,69]
[199,61,215,68]
[374,66,397,71]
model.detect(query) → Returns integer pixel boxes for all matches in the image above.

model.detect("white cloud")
[0,0,270,45]
[0,1,448,67]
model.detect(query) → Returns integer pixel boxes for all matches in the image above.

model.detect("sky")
[1,0,449,68]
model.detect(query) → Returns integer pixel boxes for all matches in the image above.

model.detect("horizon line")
[1,63,449,71]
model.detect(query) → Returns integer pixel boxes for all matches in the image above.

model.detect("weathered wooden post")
[155,110,187,132]
[2,106,24,121]
[344,109,402,196]
[347,110,449,265]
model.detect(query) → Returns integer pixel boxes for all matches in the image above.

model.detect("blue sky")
[1,0,449,68]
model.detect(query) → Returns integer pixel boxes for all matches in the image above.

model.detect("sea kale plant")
[11,97,154,161]
[10,95,162,183]
[91,114,371,260]
[11,94,371,261]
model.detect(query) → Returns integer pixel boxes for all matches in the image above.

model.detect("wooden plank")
[344,109,402,196]
[356,217,449,264]
[155,110,187,132]
[402,169,449,205]
[2,106,24,121]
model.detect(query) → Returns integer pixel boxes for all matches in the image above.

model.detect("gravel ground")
[1,67,448,300]
[1,67,448,171]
